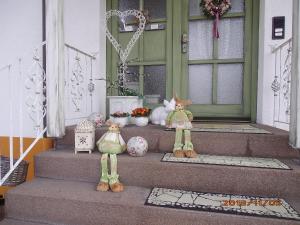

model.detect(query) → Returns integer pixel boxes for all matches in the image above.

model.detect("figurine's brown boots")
[174,150,185,158]
[96,182,109,192]
[110,182,124,192]
[185,150,198,158]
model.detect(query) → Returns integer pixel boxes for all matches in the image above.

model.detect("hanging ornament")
[200,0,231,38]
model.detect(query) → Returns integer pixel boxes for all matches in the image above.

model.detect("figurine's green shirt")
[97,131,126,154]
[166,109,193,129]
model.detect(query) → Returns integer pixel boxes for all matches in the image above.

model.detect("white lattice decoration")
[70,55,85,112]
[271,39,292,129]
[25,50,46,132]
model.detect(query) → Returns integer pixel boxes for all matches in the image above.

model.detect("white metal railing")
[271,38,292,131]
[0,42,96,185]
[0,42,47,186]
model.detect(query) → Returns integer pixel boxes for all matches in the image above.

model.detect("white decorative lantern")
[75,120,95,154]
[127,136,148,157]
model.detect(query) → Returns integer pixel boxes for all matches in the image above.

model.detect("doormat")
[162,153,291,170]
[145,188,300,221]
[165,124,271,134]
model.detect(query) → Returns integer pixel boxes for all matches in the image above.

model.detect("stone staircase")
[2,124,300,225]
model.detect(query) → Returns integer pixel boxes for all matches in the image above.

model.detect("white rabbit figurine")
[150,98,176,126]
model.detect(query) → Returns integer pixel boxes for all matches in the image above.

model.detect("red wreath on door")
[200,0,231,38]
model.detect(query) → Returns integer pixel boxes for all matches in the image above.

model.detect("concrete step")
[35,150,300,198]
[0,218,56,225]
[56,124,300,158]
[5,178,300,225]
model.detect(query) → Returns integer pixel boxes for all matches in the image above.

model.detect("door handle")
[181,33,188,53]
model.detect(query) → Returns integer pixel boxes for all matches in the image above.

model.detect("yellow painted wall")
[0,137,53,196]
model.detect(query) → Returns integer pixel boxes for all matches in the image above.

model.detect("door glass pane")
[217,64,243,104]
[189,0,203,17]
[119,0,139,23]
[144,65,166,103]
[119,0,139,11]
[189,65,212,104]
[189,20,213,60]
[230,0,245,13]
[144,0,166,20]
[124,66,139,94]
[218,18,244,59]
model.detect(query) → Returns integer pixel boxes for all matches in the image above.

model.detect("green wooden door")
[180,0,259,119]
[106,0,259,120]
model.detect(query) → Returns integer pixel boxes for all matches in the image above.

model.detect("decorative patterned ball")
[88,112,105,128]
[127,136,148,157]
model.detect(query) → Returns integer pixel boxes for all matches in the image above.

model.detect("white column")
[289,0,300,148]
[46,0,65,137]
[99,0,107,118]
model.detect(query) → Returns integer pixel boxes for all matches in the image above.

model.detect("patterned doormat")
[162,153,291,170]
[166,124,271,134]
[145,188,300,221]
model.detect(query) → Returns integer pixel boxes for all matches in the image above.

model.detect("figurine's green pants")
[100,154,119,185]
[98,142,123,185]
[173,128,194,152]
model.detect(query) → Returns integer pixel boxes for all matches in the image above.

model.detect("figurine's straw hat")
[174,94,192,106]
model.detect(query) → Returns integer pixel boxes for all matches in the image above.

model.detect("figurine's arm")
[96,133,106,147]
[165,111,175,127]
[185,110,193,122]
[118,134,127,151]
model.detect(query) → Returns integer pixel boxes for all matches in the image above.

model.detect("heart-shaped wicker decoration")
[105,10,146,63]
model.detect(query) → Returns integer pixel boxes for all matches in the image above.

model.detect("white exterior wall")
[257,0,293,128]
[0,0,43,137]
[64,0,100,54]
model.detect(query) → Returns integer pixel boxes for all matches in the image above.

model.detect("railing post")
[8,65,14,169]
[19,58,24,155]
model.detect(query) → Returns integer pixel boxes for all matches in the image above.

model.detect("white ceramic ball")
[127,136,148,157]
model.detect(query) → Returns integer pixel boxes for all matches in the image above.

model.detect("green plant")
[104,59,155,97]
[110,112,130,117]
